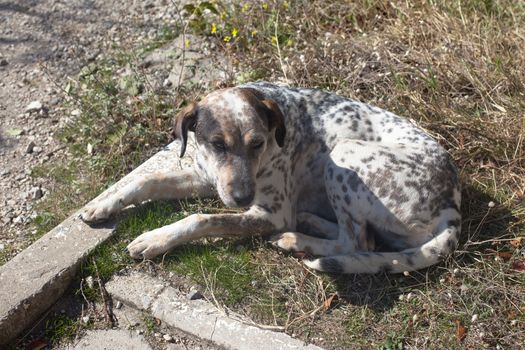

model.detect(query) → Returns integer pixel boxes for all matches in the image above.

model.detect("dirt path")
[0,0,179,257]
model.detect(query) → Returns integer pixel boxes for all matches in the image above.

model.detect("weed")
[44,315,80,345]
[143,316,157,334]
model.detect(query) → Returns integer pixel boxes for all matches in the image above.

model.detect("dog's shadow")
[106,182,518,314]
[323,183,519,312]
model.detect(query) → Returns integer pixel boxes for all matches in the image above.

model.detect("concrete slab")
[106,272,166,311]
[0,138,196,345]
[106,272,324,350]
[72,329,152,350]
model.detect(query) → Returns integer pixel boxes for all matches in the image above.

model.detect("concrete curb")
[0,140,194,345]
[106,272,324,350]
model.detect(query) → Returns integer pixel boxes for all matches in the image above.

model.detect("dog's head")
[173,87,286,208]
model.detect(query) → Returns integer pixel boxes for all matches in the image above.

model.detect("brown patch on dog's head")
[237,88,286,147]
[173,103,198,157]
[176,87,286,207]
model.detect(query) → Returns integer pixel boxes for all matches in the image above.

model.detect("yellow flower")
[211,23,217,34]
[262,3,268,10]
[231,27,238,37]
[224,35,231,42]
[271,36,278,45]
[251,29,257,37]
[241,4,250,12]
[185,39,190,48]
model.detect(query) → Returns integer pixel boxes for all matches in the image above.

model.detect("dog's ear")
[173,103,198,157]
[261,99,286,147]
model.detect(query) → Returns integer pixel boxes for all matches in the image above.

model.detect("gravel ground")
[0,0,183,259]
[1,1,223,348]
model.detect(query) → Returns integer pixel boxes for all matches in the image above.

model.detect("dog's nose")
[232,190,254,207]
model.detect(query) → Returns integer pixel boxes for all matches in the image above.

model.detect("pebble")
[0,243,5,251]
[154,332,161,338]
[25,141,36,154]
[82,315,90,324]
[115,300,122,309]
[163,334,173,342]
[25,100,43,113]
[186,289,203,300]
[29,187,43,200]
[85,275,94,289]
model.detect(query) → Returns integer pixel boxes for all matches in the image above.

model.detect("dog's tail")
[303,221,460,274]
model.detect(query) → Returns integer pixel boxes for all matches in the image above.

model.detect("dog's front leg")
[126,207,276,259]
[81,168,213,222]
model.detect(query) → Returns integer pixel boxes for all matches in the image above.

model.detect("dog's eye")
[212,141,226,152]
[250,141,264,150]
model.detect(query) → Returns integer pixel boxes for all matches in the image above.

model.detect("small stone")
[6,128,23,137]
[471,314,478,323]
[87,143,93,155]
[32,146,42,154]
[0,243,5,251]
[154,332,161,338]
[460,284,469,294]
[29,187,43,200]
[162,78,172,87]
[71,109,81,116]
[85,275,94,289]
[163,334,173,342]
[488,201,495,208]
[136,329,144,335]
[82,315,90,324]
[412,314,418,323]
[25,100,43,113]
[186,289,203,300]
[25,141,35,154]
[115,301,122,309]
[0,58,7,66]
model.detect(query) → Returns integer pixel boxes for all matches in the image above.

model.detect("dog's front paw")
[127,229,171,259]
[270,232,300,252]
[80,197,123,223]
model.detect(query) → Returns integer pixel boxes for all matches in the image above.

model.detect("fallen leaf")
[496,251,512,261]
[26,339,48,350]
[454,319,467,342]
[511,260,525,272]
[510,237,523,249]
[292,251,307,259]
[323,293,338,311]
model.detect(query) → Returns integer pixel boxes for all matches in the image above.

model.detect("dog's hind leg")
[296,212,339,239]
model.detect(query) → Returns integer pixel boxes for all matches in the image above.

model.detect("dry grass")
[185,0,525,348]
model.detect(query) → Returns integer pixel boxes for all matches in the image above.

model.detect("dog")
[81,81,461,274]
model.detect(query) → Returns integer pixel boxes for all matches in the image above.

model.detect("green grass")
[44,315,80,346]
[21,0,525,348]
